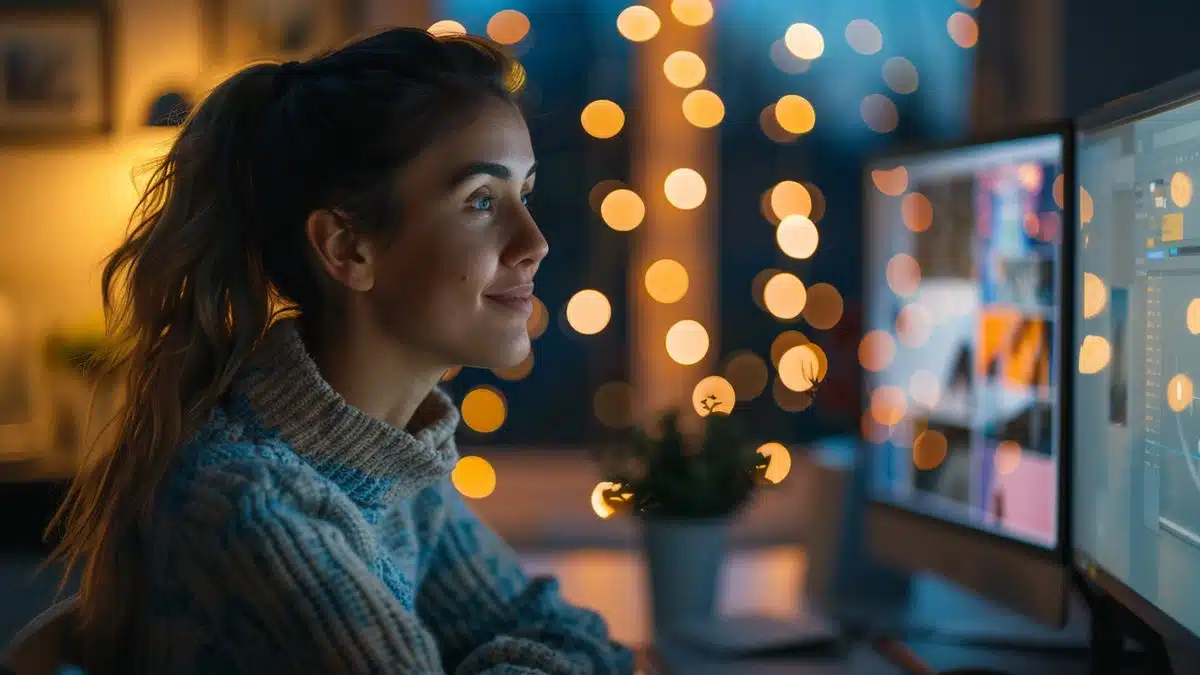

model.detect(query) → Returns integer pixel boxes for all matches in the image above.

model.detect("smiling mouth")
[484,293,534,315]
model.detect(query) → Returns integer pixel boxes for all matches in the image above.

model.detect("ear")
[304,210,376,292]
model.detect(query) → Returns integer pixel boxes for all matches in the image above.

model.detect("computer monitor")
[861,124,1073,628]
[1072,71,1200,663]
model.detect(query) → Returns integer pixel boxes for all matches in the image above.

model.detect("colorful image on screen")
[864,134,1064,549]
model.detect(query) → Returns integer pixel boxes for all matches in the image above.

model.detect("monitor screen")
[864,133,1065,551]
[1075,99,1200,638]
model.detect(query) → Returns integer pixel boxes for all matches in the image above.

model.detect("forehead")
[404,97,534,183]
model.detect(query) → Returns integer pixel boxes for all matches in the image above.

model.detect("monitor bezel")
[861,120,1075,627]
[1075,70,1200,651]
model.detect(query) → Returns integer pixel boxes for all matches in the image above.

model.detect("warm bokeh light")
[886,253,922,297]
[883,57,919,94]
[594,381,635,428]
[872,166,909,196]
[763,272,807,320]
[682,89,725,128]
[778,344,821,392]
[912,430,948,470]
[1083,272,1108,319]
[723,351,769,401]
[845,19,882,55]
[666,319,710,365]
[663,50,707,88]
[1168,374,1195,413]
[1078,335,1111,375]
[776,215,819,260]
[861,94,898,133]
[1171,171,1193,208]
[770,330,809,367]
[769,181,812,221]
[994,441,1022,476]
[588,180,625,213]
[802,283,843,330]
[958,0,982,7]
[870,386,907,427]
[528,296,549,339]
[617,5,661,42]
[896,303,933,348]
[770,39,810,74]
[461,387,507,433]
[452,455,497,499]
[901,192,934,232]
[493,352,533,381]
[581,100,625,139]
[591,481,619,519]
[565,289,612,335]
[1052,174,1065,209]
[859,330,896,372]
[784,23,824,60]
[909,369,942,409]
[1189,299,1200,335]
[1080,187,1094,224]
[759,104,800,144]
[670,0,713,26]
[774,95,816,135]
[692,375,736,415]
[757,442,792,484]
[773,377,815,412]
[664,168,707,209]
[487,9,530,44]
[428,19,466,35]
[600,188,645,231]
[645,258,689,304]
[947,12,979,48]
[751,268,781,310]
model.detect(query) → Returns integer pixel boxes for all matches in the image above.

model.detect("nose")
[502,208,549,270]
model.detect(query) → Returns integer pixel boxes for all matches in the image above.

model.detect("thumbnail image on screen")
[864,134,1064,549]
[1075,99,1200,637]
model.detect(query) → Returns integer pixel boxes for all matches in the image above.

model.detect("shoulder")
[154,402,371,553]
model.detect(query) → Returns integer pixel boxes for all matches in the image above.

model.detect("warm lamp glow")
[645,259,689,304]
[802,283,843,330]
[664,168,707,209]
[591,481,620,518]
[763,272,807,320]
[692,375,736,415]
[784,23,824,60]
[778,345,821,392]
[663,50,707,88]
[947,12,979,48]
[486,10,530,44]
[461,387,507,433]
[774,94,816,134]
[428,19,466,35]
[757,442,792,484]
[565,289,612,335]
[600,188,645,231]
[769,181,812,221]
[724,351,769,401]
[671,0,713,26]
[452,455,497,499]
[776,214,819,259]
[666,320,709,365]
[617,5,661,42]
[581,100,625,139]
[682,89,725,128]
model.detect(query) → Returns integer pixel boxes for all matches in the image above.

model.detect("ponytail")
[47,62,289,670]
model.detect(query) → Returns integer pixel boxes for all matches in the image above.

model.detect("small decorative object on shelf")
[591,398,776,643]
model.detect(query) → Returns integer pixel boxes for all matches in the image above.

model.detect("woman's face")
[362,96,546,370]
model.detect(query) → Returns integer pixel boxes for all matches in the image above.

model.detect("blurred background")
[0,0,1194,655]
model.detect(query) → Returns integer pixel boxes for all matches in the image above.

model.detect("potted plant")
[592,396,773,640]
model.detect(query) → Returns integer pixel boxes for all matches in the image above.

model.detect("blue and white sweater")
[139,320,634,674]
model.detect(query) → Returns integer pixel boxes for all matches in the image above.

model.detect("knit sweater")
[140,320,635,674]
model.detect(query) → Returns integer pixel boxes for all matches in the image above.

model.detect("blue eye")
[471,196,494,211]
[521,194,531,206]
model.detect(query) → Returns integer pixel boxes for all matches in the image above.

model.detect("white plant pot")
[641,516,730,641]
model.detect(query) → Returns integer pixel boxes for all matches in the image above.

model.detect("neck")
[305,317,447,431]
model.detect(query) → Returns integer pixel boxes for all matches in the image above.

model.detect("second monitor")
[861,124,1074,627]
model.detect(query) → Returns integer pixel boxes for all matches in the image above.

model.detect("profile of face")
[308,96,547,370]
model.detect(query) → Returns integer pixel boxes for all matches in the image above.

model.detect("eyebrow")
[448,161,538,187]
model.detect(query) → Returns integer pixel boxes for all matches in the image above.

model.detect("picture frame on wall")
[0,7,114,140]
[205,0,353,67]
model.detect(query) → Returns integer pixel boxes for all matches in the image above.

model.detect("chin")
[474,334,531,370]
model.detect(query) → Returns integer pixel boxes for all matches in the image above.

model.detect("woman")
[48,27,634,675]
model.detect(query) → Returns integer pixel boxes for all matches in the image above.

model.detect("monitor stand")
[1077,570,1172,675]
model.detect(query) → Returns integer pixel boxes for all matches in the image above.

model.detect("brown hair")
[46,27,521,669]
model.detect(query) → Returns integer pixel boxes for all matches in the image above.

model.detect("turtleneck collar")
[232,318,460,503]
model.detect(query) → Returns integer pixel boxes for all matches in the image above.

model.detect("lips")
[484,283,535,315]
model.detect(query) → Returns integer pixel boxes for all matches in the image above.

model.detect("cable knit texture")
[141,319,634,674]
